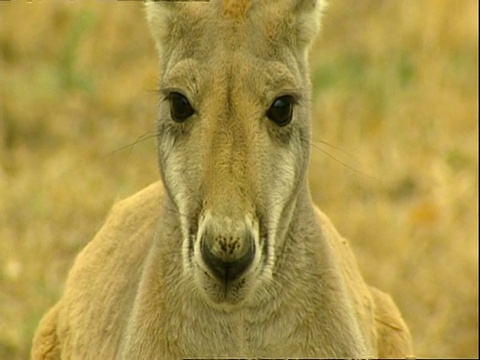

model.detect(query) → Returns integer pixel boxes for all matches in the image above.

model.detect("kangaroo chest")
[121,292,368,359]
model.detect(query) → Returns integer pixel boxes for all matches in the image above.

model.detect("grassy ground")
[0,1,477,358]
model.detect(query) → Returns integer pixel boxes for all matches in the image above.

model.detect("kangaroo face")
[148,0,323,309]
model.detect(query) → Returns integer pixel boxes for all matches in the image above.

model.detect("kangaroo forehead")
[170,8,287,57]
[162,55,300,99]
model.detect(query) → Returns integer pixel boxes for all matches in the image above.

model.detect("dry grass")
[0,1,477,358]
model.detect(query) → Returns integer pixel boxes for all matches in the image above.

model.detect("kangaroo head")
[147,0,325,309]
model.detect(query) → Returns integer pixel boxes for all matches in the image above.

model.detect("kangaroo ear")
[145,1,170,54]
[258,0,327,54]
[145,1,205,57]
[293,0,327,50]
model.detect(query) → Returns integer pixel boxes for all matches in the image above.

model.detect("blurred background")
[0,0,477,358]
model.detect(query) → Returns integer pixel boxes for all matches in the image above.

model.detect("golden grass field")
[0,1,478,358]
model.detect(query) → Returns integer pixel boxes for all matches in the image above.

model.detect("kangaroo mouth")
[201,238,256,283]
[189,211,267,306]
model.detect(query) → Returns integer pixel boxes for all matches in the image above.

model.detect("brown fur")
[222,0,251,19]
[32,1,413,358]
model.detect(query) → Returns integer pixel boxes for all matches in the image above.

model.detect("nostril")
[225,244,255,281]
[201,238,255,282]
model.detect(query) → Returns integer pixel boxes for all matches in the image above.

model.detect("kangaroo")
[32,1,413,358]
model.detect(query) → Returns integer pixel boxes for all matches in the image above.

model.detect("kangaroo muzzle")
[199,214,256,282]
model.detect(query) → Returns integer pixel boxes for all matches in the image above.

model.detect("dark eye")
[167,92,195,123]
[267,95,294,126]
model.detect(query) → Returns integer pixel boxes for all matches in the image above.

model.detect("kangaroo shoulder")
[70,181,164,283]
[106,181,164,230]
[370,286,414,357]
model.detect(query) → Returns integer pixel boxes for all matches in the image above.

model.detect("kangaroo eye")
[267,95,294,126]
[167,92,195,123]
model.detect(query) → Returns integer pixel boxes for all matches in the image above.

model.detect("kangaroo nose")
[200,222,256,282]
[201,239,255,282]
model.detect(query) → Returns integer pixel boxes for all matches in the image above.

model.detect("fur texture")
[32,182,412,358]
[32,1,413,358]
